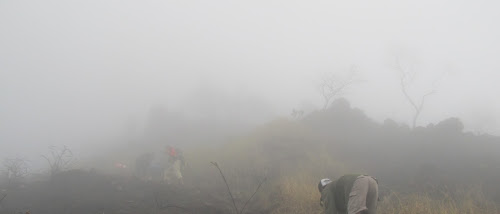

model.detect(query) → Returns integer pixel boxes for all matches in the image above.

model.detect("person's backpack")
[334,174,361,212]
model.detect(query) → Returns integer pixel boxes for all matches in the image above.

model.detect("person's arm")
[323,197,337,214]
[322,185,338,214]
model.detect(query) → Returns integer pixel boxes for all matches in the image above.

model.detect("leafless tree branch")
[211,161,239,214]
[0,194,6,205]
[42,145,74,177]
[239,177,267,214]
[395,57,437,128]
[319,66,357,109]
[210,161,267,214]
[3,157,30,185]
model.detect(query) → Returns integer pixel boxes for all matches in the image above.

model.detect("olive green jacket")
[320,179,342,214]
[320,174,361,214]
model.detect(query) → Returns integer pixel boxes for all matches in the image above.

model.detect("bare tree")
[319,65,357,109]
[210,161,267,214]
[42,145,75,177]
[395,58,436,129]
[2,157,30,185]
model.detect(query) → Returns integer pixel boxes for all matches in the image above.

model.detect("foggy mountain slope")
[1,0,500,213]
[301,99,500,190]
[1,98,499,214]
[186,98,500,210]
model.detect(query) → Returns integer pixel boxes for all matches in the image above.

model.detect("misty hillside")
[2,1,500,213]
[183,98,500,213]
[303,99,500,189]
[1,98,500,214]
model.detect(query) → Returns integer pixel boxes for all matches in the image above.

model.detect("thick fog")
[1,0,499,163]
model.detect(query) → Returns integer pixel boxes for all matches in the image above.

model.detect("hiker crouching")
[318,174,378,214]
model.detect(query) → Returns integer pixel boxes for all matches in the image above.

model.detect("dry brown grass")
[184,119,500,213]
[269,173,499,214]
[270,173,323,214]
[378,189,499,214]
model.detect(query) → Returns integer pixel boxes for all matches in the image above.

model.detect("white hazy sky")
[1,0,499,160]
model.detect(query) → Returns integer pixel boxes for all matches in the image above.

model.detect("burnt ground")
[0,169,245,214]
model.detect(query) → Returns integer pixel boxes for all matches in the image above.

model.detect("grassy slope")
[186,99,500,213]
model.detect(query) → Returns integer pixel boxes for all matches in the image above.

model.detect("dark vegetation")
[1,98,499,213]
